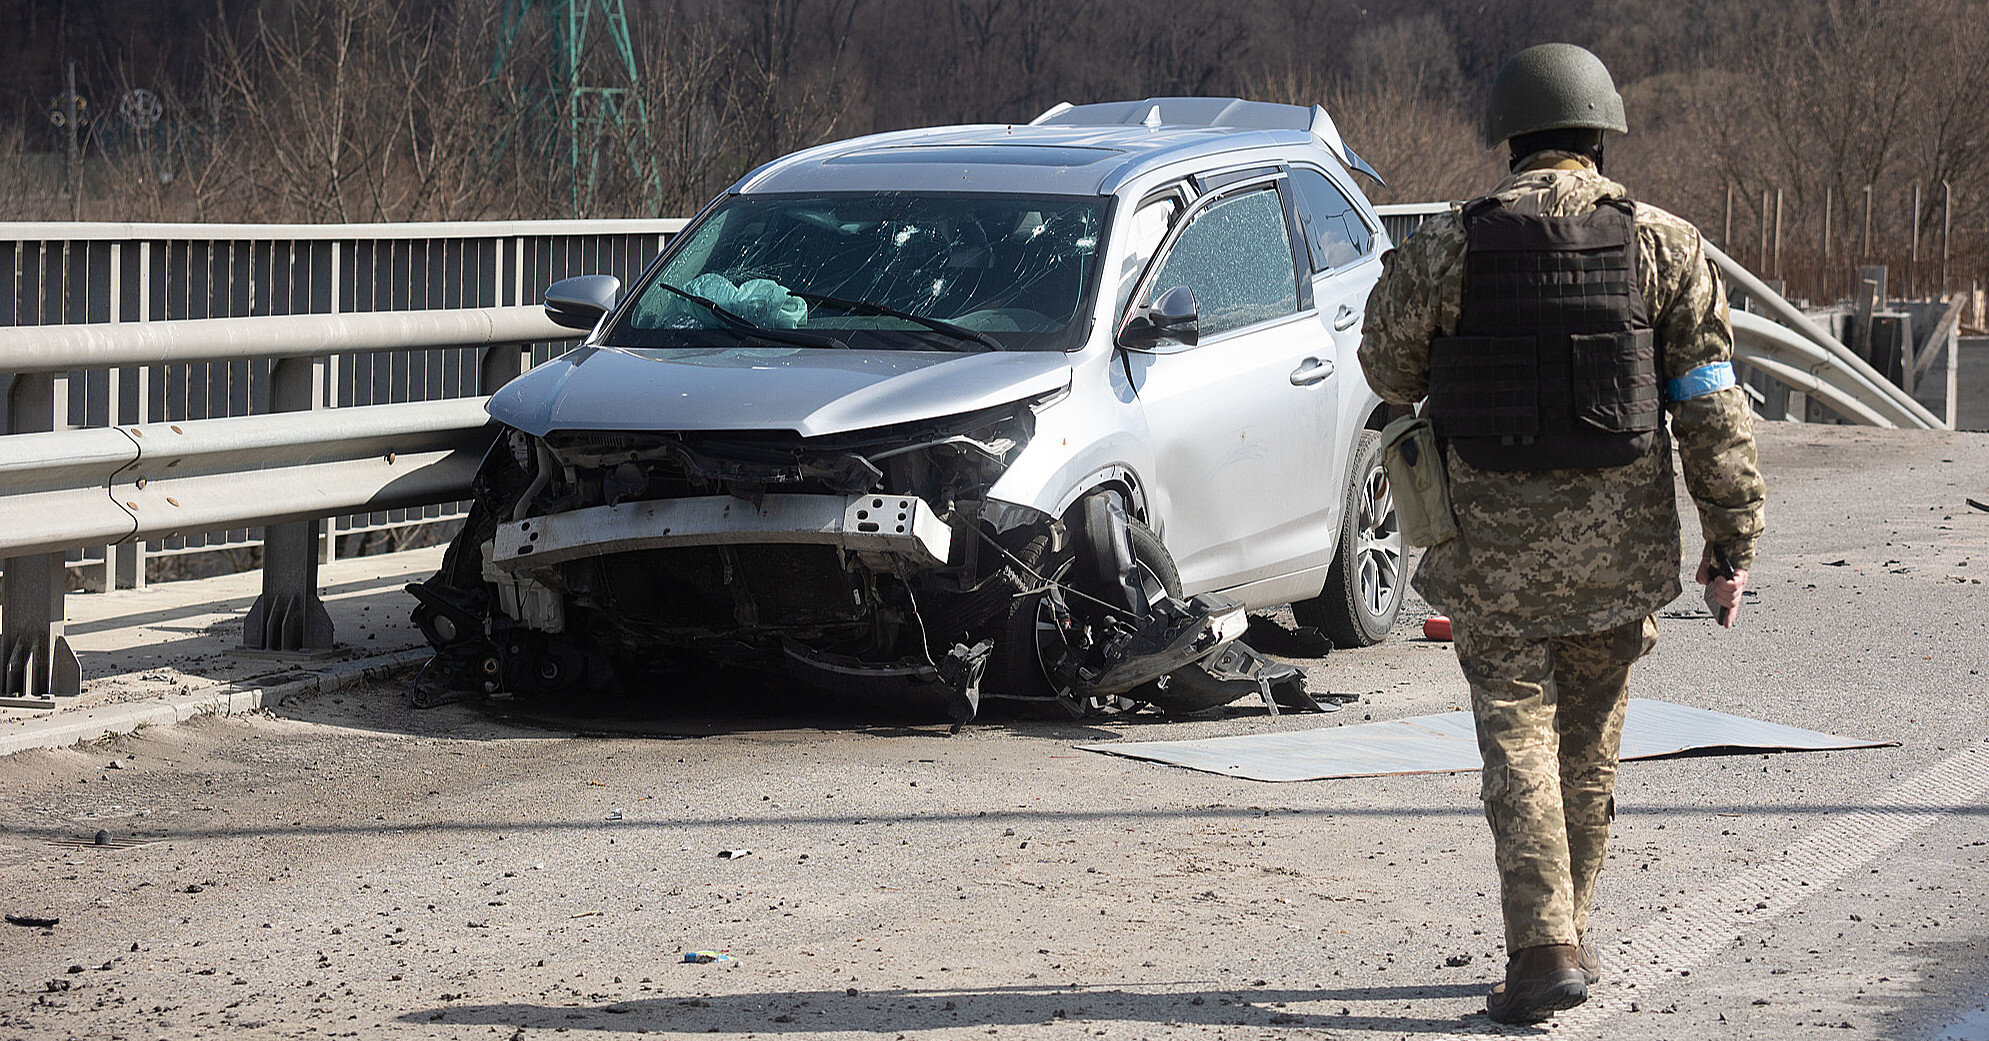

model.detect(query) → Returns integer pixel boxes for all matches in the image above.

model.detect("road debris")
[717,849,752,860]
[1243,615,1333,657]
[1966,497,1988,512]
[1145,639,1316,716]
[1422,616,1453,641]
[682,951,735,964]
[6,914,59,928]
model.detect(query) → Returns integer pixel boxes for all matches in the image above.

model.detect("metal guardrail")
[1,217,684,706]
[0,397,497,561]
[1705,242,1944,430]
[0,306,571,373]
[1373,203,1946,432]
[1371,203,1443,251]
[1,217,683,579]
[0,303,574,705]
[0,207,1949,708]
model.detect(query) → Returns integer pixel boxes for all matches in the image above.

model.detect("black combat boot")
[1486,943,1588,1023]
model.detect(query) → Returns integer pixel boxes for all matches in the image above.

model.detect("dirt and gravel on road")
[0,422,1985,1041]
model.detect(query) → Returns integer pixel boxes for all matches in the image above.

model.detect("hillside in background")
[5,0,1985,301]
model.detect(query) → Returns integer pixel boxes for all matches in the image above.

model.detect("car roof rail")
[1029,97,1385,185]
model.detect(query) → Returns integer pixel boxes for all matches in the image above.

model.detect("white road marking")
[1553,739,1989,1036]
[1389,740,1989,1038]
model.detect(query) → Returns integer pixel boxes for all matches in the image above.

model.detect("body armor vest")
[1425,196,1660,471]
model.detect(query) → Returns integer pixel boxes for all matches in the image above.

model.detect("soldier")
[1357,43,1766,1023]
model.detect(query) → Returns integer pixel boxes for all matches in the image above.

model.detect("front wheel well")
[1365,401,1410,432]
[1047,467,1150,528]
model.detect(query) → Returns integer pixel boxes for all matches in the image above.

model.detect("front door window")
[1145,187,1298,341]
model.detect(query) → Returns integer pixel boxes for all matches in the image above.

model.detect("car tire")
[990,497,1182,718]
[1293,429,1405,647]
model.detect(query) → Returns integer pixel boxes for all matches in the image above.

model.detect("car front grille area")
[541,429,887,507]
[563,544,870,646]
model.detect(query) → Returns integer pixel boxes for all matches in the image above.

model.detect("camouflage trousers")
[1453,615,1658,952]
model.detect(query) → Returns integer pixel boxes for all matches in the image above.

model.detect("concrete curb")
[0,647,432,758]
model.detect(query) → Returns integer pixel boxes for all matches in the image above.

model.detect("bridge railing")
[1373,203,1947,431]
[0,218,682,706]
[0,209,1945,708]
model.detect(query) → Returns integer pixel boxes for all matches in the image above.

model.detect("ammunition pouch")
[1379,414,1458,548]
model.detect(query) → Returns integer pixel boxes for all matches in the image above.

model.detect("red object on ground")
[1423,616,1453,641]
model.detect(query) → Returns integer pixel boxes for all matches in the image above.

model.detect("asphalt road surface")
[1,422,1985,1041]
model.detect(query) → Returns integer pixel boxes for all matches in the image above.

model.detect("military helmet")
[1482,43,1627,149]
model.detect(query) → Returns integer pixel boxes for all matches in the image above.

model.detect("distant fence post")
[241,355,336,652]
[0,372,82,704]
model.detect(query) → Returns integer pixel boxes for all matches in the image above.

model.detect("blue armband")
[1666,362,1735,402]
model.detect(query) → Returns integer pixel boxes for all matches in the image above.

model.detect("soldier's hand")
[1694,562,1748,628]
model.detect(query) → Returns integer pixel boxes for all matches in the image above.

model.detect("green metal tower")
[492,0,663,216]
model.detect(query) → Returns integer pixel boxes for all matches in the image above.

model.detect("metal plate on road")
[1078,698,1895,782]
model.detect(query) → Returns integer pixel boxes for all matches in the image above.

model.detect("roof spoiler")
[1029,97,1385,186]
[1307,106,1386,186]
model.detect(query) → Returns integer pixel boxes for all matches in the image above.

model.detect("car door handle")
[1332,304,1360,331]
[1290,356,1334,386]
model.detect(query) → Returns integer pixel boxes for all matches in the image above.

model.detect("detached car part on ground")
[409,98,1407,722]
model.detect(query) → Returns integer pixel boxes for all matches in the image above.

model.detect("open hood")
[489,345,1073,438]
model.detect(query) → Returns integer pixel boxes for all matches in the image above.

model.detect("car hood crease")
[488,345,1074,438]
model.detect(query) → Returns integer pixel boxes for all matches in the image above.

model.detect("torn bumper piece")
[1070,593,1251,697]
[781,638,992,724]
[1067,593,1313,715]
[1146,641,1315,716]
[487,493,952,570]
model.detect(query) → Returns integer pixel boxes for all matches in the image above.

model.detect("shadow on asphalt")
[275,688,1137,744]
[273,655,1337,745]
[1882,938,1989,1041]
[403,983,1533,1035]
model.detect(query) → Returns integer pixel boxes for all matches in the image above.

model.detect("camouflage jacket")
[1358,156,1766,638]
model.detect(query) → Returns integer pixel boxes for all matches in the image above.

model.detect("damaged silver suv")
[409,97,1405,721]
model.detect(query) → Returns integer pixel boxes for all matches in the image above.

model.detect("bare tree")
[1250,14,1499,205]
[630,5,744,216]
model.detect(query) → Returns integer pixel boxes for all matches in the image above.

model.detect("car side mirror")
[544,274,621,331]
[1119,284,1199,350]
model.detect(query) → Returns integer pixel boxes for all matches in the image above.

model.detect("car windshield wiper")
[645,280,851,350]
[788,291,1003,352]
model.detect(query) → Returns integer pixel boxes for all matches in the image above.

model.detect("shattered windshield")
[607,192,1107,352]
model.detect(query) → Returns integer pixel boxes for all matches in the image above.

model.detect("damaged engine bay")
[408,398,1322,723]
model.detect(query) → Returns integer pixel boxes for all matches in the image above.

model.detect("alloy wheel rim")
[1354,463,1403,619]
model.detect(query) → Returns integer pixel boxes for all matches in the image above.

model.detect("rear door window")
[1290,167,1373,272]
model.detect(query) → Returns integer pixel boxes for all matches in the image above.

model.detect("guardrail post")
[1,373,82,705]
[241,356,335,652]
[479,343,528,394]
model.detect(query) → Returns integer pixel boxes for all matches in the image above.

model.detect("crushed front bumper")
[487,493,953,571]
